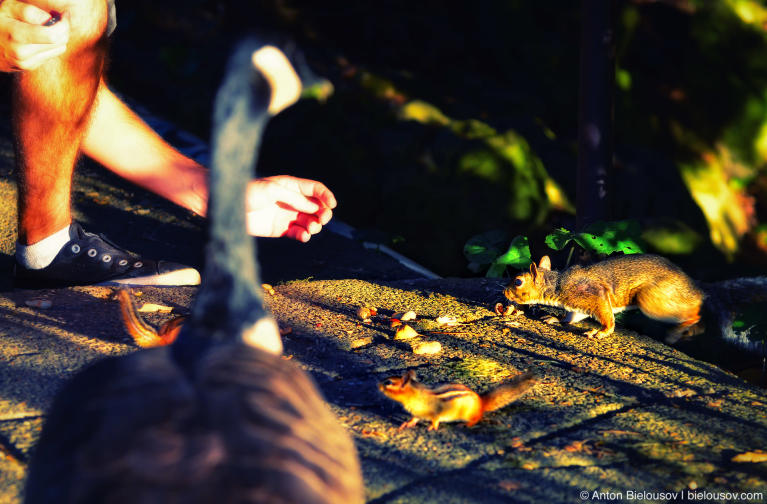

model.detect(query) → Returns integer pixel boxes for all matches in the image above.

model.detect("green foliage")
[641,221,703,255]
[463,231,531,278]
[545,220,645,256]
[301,80,335,103]
[731,305,767,344]
[465,221,646,277]
[487,236,531,278]
[401,100,574,224]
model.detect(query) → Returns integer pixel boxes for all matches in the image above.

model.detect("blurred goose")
[24,40,364,503]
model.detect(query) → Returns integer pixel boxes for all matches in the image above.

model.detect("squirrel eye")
[514,278,524,287]
[383,379,394,387]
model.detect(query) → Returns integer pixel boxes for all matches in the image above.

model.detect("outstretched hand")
[245,175,336,242]
[0,0,69,72]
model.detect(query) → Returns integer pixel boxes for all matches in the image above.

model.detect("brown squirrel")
[115,288,185,348]
[378,370,536,430]
[504,254,767,349]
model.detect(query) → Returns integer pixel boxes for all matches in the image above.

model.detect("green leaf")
[463,230,509,265]
[486,262,509,278]
[577,220,645,255]
[545,228,574,251]
[493,235,532,267]
[486,235,531,278]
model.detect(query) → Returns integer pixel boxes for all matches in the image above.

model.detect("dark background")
[106,0,767,279]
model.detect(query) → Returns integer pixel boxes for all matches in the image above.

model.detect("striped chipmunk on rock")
[504,254,767,350]
[379,369,536,431]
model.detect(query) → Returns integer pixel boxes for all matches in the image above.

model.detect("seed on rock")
[394,324,419,340]
[137,303,174,313]
[357,307,374,320]
[351,336,374,349]
[436,315,458,326]
[494,303,516,316]
[412,341,442,355]
[394,310,416,321]
[262,283,276,295]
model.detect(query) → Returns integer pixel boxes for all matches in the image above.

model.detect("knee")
[62,0,109,49]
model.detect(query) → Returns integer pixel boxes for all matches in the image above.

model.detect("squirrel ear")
[538,256,551,271]
[529,261,538,277]
[404,370,416,385]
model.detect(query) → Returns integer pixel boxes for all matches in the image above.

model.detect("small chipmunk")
[116,288,185,348]
[378,370,536,430]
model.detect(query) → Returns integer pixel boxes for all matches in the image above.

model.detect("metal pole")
[577,0,616,229]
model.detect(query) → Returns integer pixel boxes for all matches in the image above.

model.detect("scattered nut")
[394,324,419,340]
[494,303,516,316]
[541,315,559,325]
[436,315,458,326]
[356,307,373,321]
[412,340,442,355]
[25,298,51,309]
[262,283,275,295]
[350,336,374,349]
[394,310,416,321]
[390,318,403,328]
[137,303,173,313]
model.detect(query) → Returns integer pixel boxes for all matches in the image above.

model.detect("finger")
[6,15,68,45]
[12,42,65,69]
[312,204,333,226]
[284,227,311,243]
[292,178,337,209]
[294,213,323,235]
[282,214,325,243]
[20,0,72,15]
[7,1,51,25]
[267,183,322,215]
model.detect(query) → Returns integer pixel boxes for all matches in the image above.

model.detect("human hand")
[0,0,69,72]
[245,175,337,242]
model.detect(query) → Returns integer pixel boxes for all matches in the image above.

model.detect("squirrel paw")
[541,315,560,325]
[584,328,611,340]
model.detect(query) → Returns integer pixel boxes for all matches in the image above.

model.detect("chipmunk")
[115,288,185,348]
[378,370,536,430]
[504,254,767,348]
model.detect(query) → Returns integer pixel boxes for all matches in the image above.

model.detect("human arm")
[81,82,336,241]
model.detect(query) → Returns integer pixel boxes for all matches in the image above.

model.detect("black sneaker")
[14,222,201,288]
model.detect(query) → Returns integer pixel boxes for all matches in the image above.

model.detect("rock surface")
[1,277,766,502]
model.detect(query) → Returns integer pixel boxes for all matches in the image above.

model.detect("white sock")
[15,224,72,270]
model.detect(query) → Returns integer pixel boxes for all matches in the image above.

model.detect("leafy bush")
[465,220,645,278]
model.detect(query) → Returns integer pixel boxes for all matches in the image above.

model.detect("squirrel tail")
[116,288,182,348]
[701,276,767,352]
[479,370,536,413]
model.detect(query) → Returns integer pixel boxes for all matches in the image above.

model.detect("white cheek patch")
[240,317,283,355]
[252,46,302,115]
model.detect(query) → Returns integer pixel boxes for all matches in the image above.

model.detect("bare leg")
[13,1,109,245]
